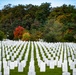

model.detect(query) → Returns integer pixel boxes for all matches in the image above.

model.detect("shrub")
[22,32,30,41]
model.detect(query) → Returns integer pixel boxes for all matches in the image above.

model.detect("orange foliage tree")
[13,26,25,40]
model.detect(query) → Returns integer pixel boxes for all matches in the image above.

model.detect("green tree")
[36,2,51,23]
[43,19,63,42]
[0,30,6,40]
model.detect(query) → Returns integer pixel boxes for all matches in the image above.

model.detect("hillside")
[0,3,76,42]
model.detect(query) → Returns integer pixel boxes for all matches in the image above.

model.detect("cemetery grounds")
[0,40,76,75]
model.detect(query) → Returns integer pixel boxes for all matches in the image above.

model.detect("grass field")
[0,40,76,75]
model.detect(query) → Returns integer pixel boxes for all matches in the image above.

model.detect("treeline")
[0,3,76,42]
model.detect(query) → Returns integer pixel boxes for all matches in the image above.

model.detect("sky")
[0,0,76,10]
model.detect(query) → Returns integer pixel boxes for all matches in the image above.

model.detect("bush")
[22,32,30,41]
[0,30,6,40]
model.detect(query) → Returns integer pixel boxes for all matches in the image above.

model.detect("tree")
[31,19,41,29]
[0,30,6,40]
[22,14,33,30]
[36,2,51,23]
[0,3,76,42]
[13,26,25,40]
[43,19,63,42]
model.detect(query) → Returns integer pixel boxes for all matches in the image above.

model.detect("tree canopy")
[0,3,76,42]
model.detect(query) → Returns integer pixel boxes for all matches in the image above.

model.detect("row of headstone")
[34,42,46,72]
[28,42,36,75]
[0,48,1,61]
[0,61,1,72]
[18,42,30,72]
[0,50,1,75]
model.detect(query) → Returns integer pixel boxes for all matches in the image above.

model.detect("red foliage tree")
[13,26,25,39]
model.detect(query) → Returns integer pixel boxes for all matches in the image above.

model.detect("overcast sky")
[0,0,76,10]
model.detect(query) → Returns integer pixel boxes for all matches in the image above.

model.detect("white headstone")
[50,60,55,69]
[9,62,14,69]
[0,72,2,75]
[7,60,11,67]
[3,60,7,68]
[18,62,24,72]
[62,72,70,75]
[7,55,10,60]
[0,61,1,71]
[73,68,76,75]
[40,61,46,72]
[62,61,68,72]
[57,60,62,68]
[70,62,75,70]
[14,60,18,67]
[28,72,36,75]
[4,66,10,75]
[21,60,26,68]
